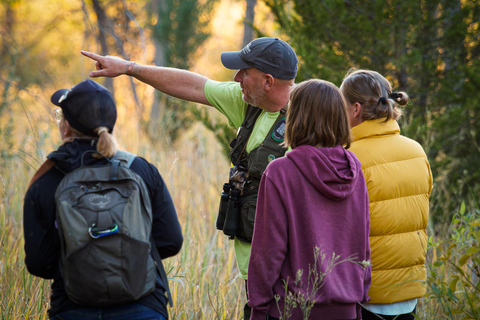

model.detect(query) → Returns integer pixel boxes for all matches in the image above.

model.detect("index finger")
[81,50,104,62]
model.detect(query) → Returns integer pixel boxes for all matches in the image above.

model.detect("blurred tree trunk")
[0,2,15,116]
[146,0,218,144]
[242,0,257,47]
[148,0,168,142]
[1,3,14,60]
[91,0,114,94]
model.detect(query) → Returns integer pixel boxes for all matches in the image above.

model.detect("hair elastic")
[97,128,108,136]
[389,92,402,101]
[378,97,388,105]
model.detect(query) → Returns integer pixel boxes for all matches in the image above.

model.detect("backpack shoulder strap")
[112,150,137,168]
[109,151,137,180]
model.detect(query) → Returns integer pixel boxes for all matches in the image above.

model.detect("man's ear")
[264,74,274,91]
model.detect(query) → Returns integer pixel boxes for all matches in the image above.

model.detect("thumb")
[89,70,108,78]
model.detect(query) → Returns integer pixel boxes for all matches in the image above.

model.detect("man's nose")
[234,70,243,82]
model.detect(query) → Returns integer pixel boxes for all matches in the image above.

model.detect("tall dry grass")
[0,108,244,319]
[1,93,478,320]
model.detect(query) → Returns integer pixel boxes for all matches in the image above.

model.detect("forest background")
[0,0,479,319]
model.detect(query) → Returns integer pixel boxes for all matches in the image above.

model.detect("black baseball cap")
[221,37,298,80]
[51,80,117,137]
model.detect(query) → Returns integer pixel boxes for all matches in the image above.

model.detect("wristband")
[126,61,136,75]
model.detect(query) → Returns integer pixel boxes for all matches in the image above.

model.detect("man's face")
[234,68,266,107]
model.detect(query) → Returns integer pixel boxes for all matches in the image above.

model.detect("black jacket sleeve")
[131,157,183,259]
[23,168,63,279]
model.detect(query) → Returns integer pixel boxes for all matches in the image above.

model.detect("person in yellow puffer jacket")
[340,69,433,320]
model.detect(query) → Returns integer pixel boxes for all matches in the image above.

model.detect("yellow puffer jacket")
[350,119,432,304]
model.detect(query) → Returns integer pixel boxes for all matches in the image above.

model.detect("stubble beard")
[243,86,266,108]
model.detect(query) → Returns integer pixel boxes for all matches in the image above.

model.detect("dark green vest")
[229,104,287,242]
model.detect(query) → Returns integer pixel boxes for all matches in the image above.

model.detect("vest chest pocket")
[239,192,258,242]
[248,141,286,179]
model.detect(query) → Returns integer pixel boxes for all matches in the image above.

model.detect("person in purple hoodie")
[247,79,371,320]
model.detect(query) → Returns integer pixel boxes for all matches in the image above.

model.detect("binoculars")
[216,183,241,238]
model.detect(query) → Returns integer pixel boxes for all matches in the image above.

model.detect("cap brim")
[51,89,69,106]
[221,51,252,70]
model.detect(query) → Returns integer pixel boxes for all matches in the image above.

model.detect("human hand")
[81,51,130,78]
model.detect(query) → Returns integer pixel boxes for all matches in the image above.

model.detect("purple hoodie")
[248,145,371,320]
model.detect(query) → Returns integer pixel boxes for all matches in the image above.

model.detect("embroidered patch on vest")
[271,118,286,142]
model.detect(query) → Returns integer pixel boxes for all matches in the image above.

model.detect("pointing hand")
[81,51,131,78]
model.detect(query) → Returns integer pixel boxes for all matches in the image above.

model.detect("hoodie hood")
[286,145,360,201]
[47,139,106,174]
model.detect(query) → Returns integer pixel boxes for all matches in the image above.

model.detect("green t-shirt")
[204,80,281,280]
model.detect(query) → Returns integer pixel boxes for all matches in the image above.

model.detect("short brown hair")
[284,79,351,149]
[340,69,408,121]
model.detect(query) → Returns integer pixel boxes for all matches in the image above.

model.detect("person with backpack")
[23,79,183,320]
[81,37,298,319]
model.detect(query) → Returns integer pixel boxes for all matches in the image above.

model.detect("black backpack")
[54,150,172,307]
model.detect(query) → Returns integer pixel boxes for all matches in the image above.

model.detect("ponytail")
[59,117,118,158]
[94,127,118,158]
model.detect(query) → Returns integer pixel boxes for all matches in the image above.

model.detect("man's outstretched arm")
[81,51,211,106]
